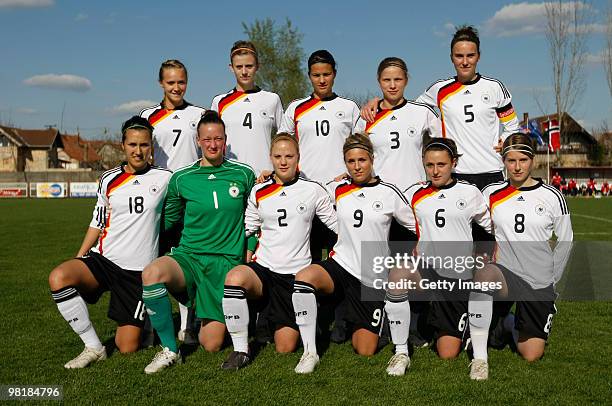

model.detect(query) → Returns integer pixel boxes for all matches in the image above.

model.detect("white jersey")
[417,74,520,174]
[140,101,205,170]
[329,178,414,282]
[279,94,362,184]
[356,99,441,191]
[211,87,283,175]
[245,174,337,275]
[90,164,172,271]
[483,179,573,289]
[405,179,492,279]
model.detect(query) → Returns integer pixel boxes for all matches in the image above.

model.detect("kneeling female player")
[384,137,492,376]
[468,133,573,380]
[221,133,337,370]
[49,117,172,368]
[291,133,414,374]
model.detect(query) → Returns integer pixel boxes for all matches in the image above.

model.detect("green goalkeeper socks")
[142,283,178,353]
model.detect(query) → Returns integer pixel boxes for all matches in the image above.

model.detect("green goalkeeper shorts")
[169,246,239,323]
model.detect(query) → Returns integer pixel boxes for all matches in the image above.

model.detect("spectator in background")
[551,172,561,190]
[587,178,596,197]
[569,178,577,196]
[560,177,567,196]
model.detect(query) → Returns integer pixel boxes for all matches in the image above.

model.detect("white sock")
[179,303,189,331]
[385,293,411,355]
[52,287,103,350]
[222,286,250,353]
[468,291,493,361]
[292,281,318,355]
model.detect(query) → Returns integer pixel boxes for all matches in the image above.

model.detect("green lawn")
[0,198,610,404]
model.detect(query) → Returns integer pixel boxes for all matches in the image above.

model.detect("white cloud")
[109,100,156,115]
[483,1,597,38]
[433,21,456,38]
[0,0,53,8]
[16,108,37,114]
[585,50,605,64]
[23,74,92,92]
[74,12,87,22]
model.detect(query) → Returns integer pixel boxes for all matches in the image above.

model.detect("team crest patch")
[372,201,383,211]
[228,184,240,198]
[481,94,491,104]
[149,185,160,195]
[535,204,546,216]
[296,202,308,214]
[335,111,345,119]
[407,126,417,137]
[260,110,269,118]
[456,199,467,210]
[190,120,197,130]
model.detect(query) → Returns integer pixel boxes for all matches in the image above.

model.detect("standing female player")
[384,137,492,376]
[141,111,255,374]
[280,50,362,339]
[468,134,573,380]
[49,116,172,368]
[356,57,441,192]
[279,49,362,186]
[291,134,414,374]
[211,41,284,176]
[221,133,337,370]
[140,59,207,341]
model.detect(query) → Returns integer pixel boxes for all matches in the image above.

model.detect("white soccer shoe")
[144,347,181,374]
[386,353,411,376]
[64,346,107,369]
[469,359,489,381]
[294,352,319,374]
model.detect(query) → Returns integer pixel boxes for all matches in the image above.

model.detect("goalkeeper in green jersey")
[141,110,256,374]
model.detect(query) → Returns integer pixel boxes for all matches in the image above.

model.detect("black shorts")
[492,264,557,340]
[78,251,145,328]
[310,216,337,261]
[420,268,469,339]
[454,172,504,190]
[248,262,297,331]
[317,258,385,335]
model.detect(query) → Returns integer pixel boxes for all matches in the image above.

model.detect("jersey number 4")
[243,113,252,129]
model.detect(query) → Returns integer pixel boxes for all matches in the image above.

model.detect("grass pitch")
[0,198,610,404]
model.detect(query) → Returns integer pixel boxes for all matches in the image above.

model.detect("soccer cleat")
[469,359,489,381]
[64,346,107,369]
[386,353,411,376]
[294,352,319,374]
[221,351,251,371]
[144,347,181,374]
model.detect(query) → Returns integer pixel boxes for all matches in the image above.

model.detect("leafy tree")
[242,18,309,107]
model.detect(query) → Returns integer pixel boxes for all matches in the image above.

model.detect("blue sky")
[0,0,610,138]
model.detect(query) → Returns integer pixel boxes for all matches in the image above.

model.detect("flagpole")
[547,117,550,184]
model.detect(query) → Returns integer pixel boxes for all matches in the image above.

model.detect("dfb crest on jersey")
[259,110,269,118]
[456,199,467,210]
[335,111,345,119]
[149,185,160,195]
[296,202,308,214]
[481,94,491,104]
[407,126,417,137]
[228,183,240,198]
[190,120,197,130]
[372,201,383,211]
[535,204,546,216]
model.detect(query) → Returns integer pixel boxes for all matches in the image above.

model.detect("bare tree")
[604,5,612,98]
[544,0,591,141]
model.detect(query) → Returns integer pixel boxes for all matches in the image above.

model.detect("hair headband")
[343,143,373,155]
[231,47,257,57]
[502,144,534,157]
[424,142,455,157]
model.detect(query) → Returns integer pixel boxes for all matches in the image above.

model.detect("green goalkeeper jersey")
[163,159,255,261]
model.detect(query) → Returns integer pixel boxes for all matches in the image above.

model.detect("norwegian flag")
[543,118,561,152]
